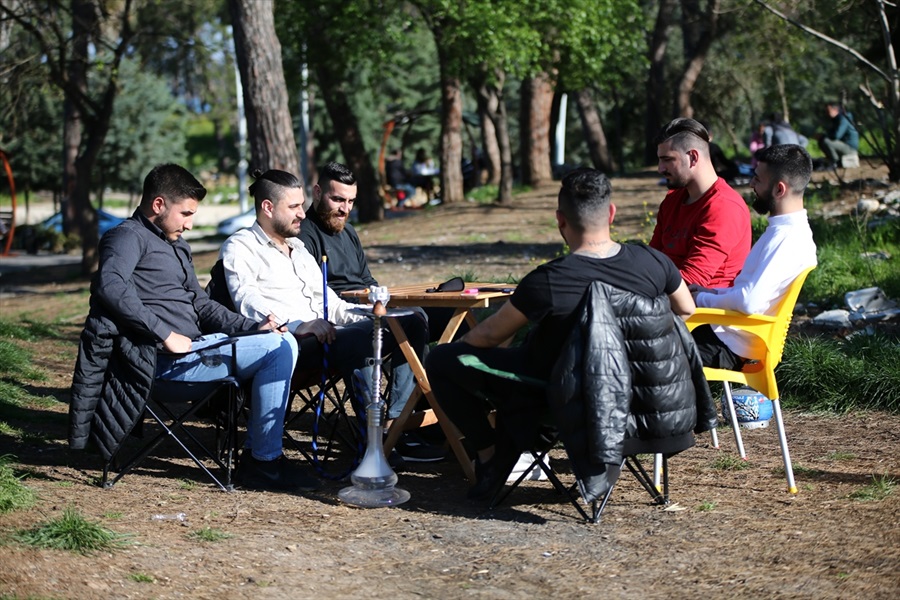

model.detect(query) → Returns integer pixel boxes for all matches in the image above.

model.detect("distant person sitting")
[650,118,752,288]
[384,148,416,208]
[409,148,438,198]
[749,120,768,169]
[816,102,859,167]
[690,144,817,370]
[764,113,808,148]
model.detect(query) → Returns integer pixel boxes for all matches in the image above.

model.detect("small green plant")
[16,508,127,554]
[104,512,123,520]
[848,474,896,501]
[129,573,155,583]
[189,527,231,542]
[0,455,36,514]
[697,501,716,512]
[711,454,750,471]
[178,478,197,491]
[789,464,824,477]
[825,450,856,461]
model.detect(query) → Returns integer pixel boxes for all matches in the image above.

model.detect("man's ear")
[261,198,275,217]
[775,181,789,199]
[555,208,565,229]
[312,184,321,202]
[688,148,700,167]
[608,202,617,225]
[150,196,166,216]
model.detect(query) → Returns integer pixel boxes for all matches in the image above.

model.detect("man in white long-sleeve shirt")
[689,144,817,369]
[219,169,428,426]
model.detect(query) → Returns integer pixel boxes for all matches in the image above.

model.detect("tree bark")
[573,88,615,174]
[313,60,382,222]
[473,76,501,187]
[644,0,676,165]
[437,46,464,204]
[675,0,721,119]
[519,73,554,186]
[228,0,299,175]
[475,70,513,204]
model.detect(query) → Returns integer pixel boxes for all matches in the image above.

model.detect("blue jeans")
[155,332,299,461]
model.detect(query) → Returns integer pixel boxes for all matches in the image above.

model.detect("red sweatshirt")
[649,178,751,288]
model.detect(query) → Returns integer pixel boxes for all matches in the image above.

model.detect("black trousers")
[691,324,746,371]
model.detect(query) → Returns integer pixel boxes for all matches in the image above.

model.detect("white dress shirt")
[220,221,365,333]
[695,209,817,360]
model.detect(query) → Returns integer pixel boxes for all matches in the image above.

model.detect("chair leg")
[710,427,719,448]
[772,398,798,494]
[722,383,747,459]
[653,454,662,492]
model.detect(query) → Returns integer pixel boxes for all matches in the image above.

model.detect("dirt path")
[1,170,899,599]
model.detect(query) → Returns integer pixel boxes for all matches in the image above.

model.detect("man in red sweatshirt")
[650,118,751,288]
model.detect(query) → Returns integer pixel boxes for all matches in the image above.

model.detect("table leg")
[385,317,476,482]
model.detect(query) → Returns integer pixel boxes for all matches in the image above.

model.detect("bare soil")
[1,167,899,599]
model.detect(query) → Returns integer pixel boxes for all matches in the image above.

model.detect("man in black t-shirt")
[425,168,695,501]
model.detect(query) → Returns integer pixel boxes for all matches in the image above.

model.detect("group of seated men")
[69,116,817,500]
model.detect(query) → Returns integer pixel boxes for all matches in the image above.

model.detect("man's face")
[152,197,199,242]
[270,187,307,239]
[657,140,693,190]
[314,180,357,234]
[750,162,776,215]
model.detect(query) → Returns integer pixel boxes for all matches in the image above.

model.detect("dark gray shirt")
[92,209,256,343]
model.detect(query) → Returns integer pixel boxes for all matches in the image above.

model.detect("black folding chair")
[101,337,242,491]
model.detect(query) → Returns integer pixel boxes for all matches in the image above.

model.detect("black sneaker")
[388,449,406,471]
[237,454,319,492]
[467,442,519,502]
[396,432,447,463]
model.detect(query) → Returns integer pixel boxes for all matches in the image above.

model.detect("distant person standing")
[650,118,752,288]
[765,113,808,148]
[817,102,859,166]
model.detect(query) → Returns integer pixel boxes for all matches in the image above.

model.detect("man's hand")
[258,313,287,333]
[688,283,716,301]
[162,331,193,354]
[295,319,337,344]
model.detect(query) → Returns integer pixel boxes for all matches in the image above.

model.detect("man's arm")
[221,235,281,324]
[668,280,695,320]
[458,301,528,348]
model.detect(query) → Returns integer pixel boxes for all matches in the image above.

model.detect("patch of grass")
[178,479,196,491]
[779,333,900,413]
[0,341,45,381]
[103,512,123,520]
[848,474,896,501]
[825,450,856,461]
[129,572,155,583]
[711,454,750,471]
[697,501,716,512]
[16,508,128,554]
[467,184,499,204]
[188,527,231,543]
[0,456,36,514]
[787,464,824,477]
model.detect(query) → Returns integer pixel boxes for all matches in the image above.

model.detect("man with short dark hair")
[690,144,818,369]
[817,102,859,166]
[650,118,752,288]
[426,168,700,501]
[70,164,313,493]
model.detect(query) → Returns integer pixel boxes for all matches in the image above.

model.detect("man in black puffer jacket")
[426,168,703,502]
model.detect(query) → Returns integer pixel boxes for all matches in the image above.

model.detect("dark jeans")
[691,325,745,371]
[425,342,544,453]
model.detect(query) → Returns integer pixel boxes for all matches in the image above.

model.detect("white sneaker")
[506,451,549,482]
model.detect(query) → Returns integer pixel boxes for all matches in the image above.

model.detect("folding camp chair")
[101,337,242,491]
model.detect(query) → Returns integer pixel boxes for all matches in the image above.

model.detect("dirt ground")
[1,167,899,599]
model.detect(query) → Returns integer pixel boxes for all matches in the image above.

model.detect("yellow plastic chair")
[686,266,815,494]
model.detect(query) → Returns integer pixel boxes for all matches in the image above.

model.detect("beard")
[316,203,347,234]
[663,172,689,190]
[272,213,301,239]
[752,187,776,215]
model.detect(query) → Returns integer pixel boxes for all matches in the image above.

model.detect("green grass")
[711,454,750,471]
[825,450,856,461]
[188,527,231,543]
[778,333,900,413]
[16,508,127,554]
[0,456,36,514]
[848,474,896,501]
[697,501,716,512]
[129,573,155,583]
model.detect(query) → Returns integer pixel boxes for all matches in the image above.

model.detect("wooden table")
[343,282,515,482]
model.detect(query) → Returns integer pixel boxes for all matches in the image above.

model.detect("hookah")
[338,286,411,507]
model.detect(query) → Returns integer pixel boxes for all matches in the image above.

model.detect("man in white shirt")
[690,144,818,369]
[219,169,428,433]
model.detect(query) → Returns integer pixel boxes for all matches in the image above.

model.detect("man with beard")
[299,162,445,463]
[689,144,817,369]
[220,169,436,464]
[650,118,751,288]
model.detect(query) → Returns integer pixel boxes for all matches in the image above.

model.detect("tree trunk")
[574,88,615,173]
[474,80,501,187]
[519,73,554,186]
[228,0,299,175]
[313,60,382,222]
[475,70,513,204]
[437,58,464,204]
[675,0,721,119]
[644,0,676,165]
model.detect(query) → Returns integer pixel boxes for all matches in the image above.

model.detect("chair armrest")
[686,308,777,331]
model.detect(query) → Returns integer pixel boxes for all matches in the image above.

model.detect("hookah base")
[338,484,411,507]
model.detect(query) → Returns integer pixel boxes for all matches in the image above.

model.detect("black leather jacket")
[547,281,716,502]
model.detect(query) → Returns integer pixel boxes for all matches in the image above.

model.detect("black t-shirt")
[510,242,682,377]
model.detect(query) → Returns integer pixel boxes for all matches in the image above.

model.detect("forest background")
[0,0,898,274]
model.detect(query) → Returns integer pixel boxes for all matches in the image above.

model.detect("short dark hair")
[655,117,711,151]
[140,164,206,209]
[757,144,813,193]
[317,161,356,190]
[558,168,612,231]
[248,169,303,212]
